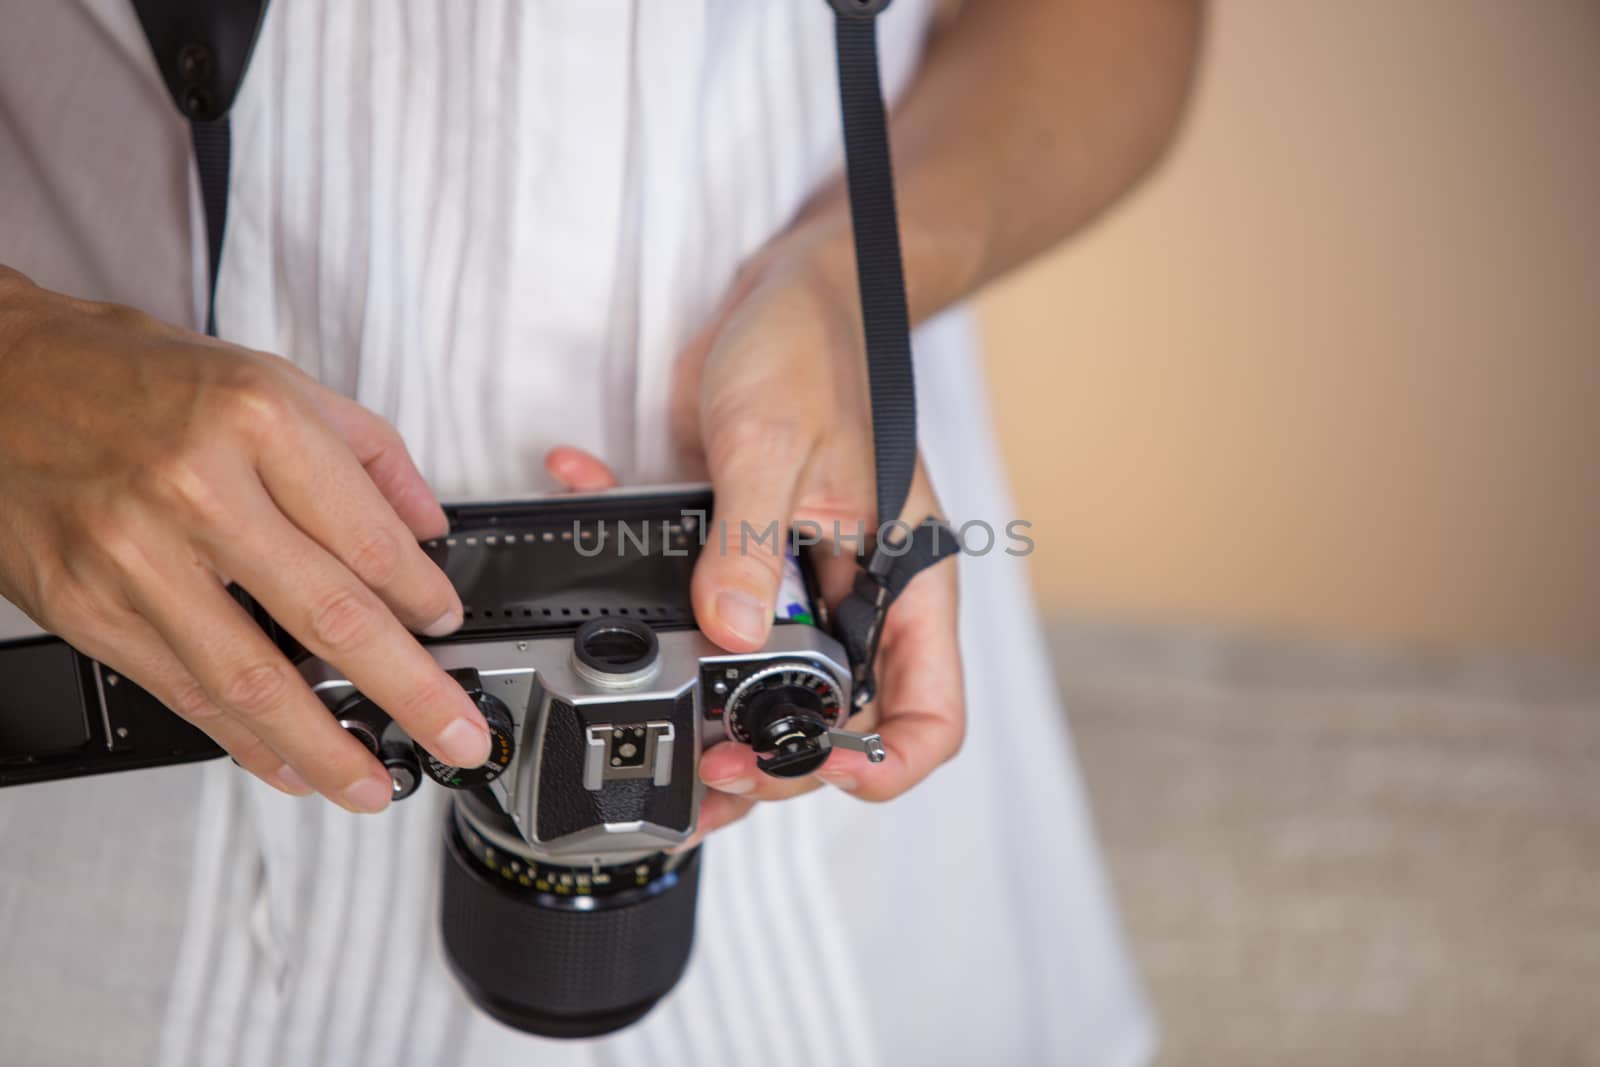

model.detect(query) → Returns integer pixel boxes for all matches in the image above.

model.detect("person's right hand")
[0,268,491,812]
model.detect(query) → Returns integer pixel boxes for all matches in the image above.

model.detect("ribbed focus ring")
[439,824,701,1038]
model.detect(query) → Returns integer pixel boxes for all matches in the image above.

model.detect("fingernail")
[342,774,392,813]
[715,590,769,646]
[422,607,464,638]
[272,765,313,795]
[707,776,755,795]
[436,715,491,767]
[819,771,857,792]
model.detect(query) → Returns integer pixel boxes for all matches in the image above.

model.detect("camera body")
[303,487,876,1035]
[317,484,861,846]
[316,617,851,857]
[0,486,882,1036]
[304,488,893,1038]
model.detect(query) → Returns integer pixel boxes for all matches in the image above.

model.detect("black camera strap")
[827,1,960,704]
[129,0,268,337]
[136,0,954,704]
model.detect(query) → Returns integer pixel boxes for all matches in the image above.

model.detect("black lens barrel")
[439,812,701,1038]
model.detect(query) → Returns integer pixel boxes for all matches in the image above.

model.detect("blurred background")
[974,2,1599,1064]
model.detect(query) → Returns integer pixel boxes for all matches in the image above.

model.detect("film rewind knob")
[333,695,424,800]
[723,661,884,778]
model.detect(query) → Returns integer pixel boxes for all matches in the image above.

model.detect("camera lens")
[439,792,700,1037]
[572,618,659,686]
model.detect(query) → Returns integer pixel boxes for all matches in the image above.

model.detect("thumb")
[691,419,809,652]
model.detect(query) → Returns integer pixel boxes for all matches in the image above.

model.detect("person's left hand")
[544,237,964,844]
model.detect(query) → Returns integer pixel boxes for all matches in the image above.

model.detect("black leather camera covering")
[535,692,697,843]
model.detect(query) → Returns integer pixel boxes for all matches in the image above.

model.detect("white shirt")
[0,2,1154,1064]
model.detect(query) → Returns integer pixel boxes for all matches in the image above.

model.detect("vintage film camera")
[0,486,886,1036]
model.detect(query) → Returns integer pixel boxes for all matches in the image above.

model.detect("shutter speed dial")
[420,689,515,790]
[723,662,882,778]
[333,683,515,795]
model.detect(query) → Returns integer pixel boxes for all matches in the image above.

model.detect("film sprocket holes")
[0,486,886,1037]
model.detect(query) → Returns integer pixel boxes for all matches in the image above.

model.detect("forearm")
[780,0,1204,322]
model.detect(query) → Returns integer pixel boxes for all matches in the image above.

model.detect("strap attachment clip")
[835,518,961,708]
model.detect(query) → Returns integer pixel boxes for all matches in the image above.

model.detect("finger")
[69,610,312,796]
[118,537,398,812]
[299,384,450,542]
[692,417,812,651]
[814,562,964,802]
[674,790,758,852]
[810,543,862,614]
[699,740,825,803]
[206,485,494,775]
[543,447,621,492]
[809,458,943,609]
[251,394,464,638]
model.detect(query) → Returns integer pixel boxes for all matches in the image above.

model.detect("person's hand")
[545,238,964,842]
[0,268,491,812]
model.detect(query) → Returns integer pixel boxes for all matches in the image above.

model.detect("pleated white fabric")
[0,2,1155,1064]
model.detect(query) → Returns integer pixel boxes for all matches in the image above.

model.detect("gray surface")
[0,766,204,1067]
[0,596,44,641]
[1050,620,1600,1067]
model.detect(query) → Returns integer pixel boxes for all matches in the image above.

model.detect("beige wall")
[976,1,1600,660]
